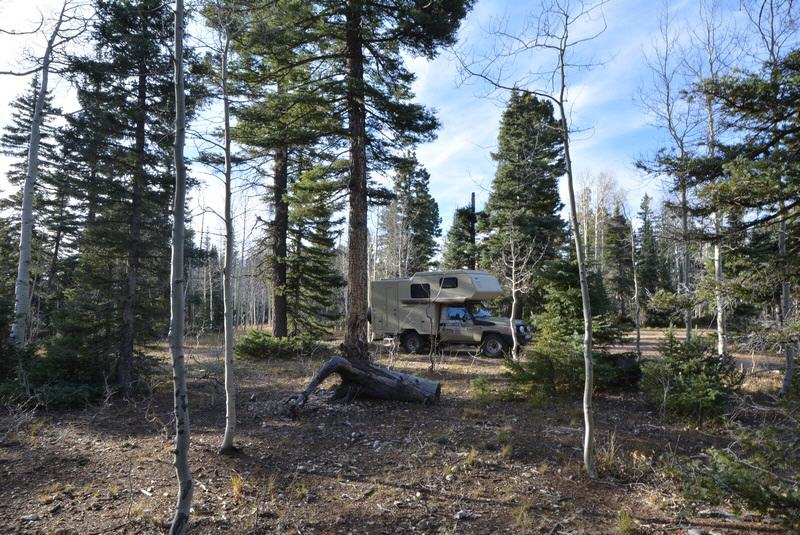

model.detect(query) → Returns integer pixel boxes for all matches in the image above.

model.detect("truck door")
[440,305,474,343]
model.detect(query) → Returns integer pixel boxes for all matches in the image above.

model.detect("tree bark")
[468,191,476,270]
[510,289,520,360]
[271,137,289,338]
[680,176,692,341]
[630,215,641,355]
[558,52,596,477]
[119,54,148,395]
[11,6,65,347]
[780,213,795,395]
[169,1,193,532]
[712,212,727,355]
[219,28,237,454]
[287,356,440,413]
[344,0,369,361]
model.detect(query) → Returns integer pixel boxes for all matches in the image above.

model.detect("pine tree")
[285,167,346,336]
[481,91,565,263]
[702,48,800,392]
[636,194,668,295]
[379,154,441,276]
[53,0,204,393]
[230,0,338,338]
[479,90,565,318]
[603,204,634,316]
[442,202,477,270]
[0,78,66,340]
[328,0,474,355]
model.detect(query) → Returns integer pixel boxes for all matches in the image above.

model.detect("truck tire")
[400,331,424,354]
[481,333,508,358]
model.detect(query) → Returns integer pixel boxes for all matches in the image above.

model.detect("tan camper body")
[370,270,503,336]
[369,270,530,357]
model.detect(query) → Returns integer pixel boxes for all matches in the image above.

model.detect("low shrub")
[505,345,641,399]
[595,351,641,390]
[235,330,324,360]
[680,422,800,530]
[469,376,495,402]
[641,332,742,423]
[1,339,159,409]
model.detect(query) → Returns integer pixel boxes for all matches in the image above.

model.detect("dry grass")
[231,473,245,501]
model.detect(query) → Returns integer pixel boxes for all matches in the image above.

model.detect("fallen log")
[286,355,441,414]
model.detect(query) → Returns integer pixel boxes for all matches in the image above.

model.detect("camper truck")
[369,270,532,357]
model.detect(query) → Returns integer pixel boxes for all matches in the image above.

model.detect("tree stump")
[286,342,441,414]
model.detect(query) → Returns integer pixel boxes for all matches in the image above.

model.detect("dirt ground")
[0,329,788,534]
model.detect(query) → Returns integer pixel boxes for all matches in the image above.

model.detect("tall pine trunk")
[119,62,148,395]
[271,142,289,338]
[344,0,369,360]
[780,212,795,395]
[220,30,237,454]
[169,0,193,531]
[11,11,64,347]
[468,192,476,270]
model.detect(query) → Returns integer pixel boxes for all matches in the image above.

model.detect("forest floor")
[0,328,789,534]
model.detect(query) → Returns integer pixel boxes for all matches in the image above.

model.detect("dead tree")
[287,352,441,413]
[499,227,545,360]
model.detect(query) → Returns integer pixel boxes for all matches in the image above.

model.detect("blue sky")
[0,0,752,245]
[409,0,702,231]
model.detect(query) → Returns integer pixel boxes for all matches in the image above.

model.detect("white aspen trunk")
[209,253,214,329]
[510,288,520,361]
[593,204,600,269]
[169,1,193,531]
[680,178,692,340]
[630,214,641,355]
[11,8,65,347]
[509,240,520,360]
[702,23,727,354]
[713,213,726,355]
[581,189,589,259]
[558,59,596,478]
[219,27,237,454]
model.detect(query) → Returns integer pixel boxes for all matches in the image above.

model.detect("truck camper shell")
[370,270,503,337]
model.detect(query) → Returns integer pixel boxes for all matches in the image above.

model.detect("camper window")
[410,283,430,298]
[439,277,458,289]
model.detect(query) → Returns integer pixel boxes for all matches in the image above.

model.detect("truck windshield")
[466,303,492,318]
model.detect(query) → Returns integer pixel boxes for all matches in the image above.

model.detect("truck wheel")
[481,334,508,358]
[401,331,424,354]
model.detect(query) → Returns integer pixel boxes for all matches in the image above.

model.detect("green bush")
[469,376,495,402]
[505,345,641,399]
[680,424,800,530]
[595,351,641,390]
[235,330,324,360]
[641,332,743,422]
